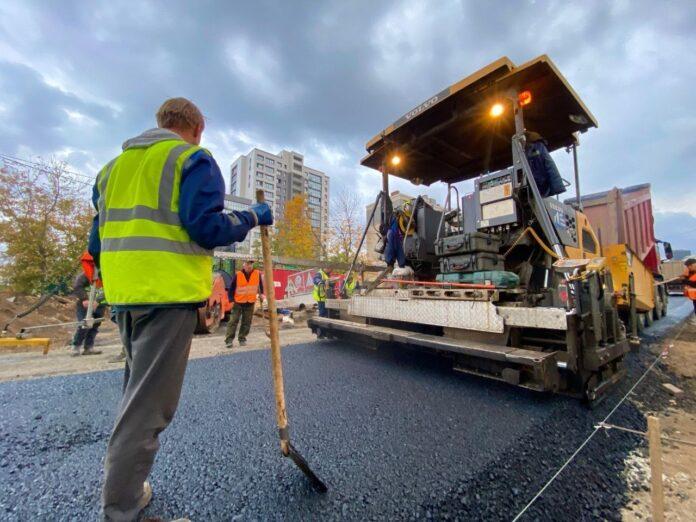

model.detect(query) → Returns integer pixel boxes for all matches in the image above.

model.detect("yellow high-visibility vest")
[97,135,212,305]
[312,269,329,302]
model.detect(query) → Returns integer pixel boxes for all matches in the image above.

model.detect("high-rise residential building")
[229,148,330,252]
[222,194,253,254]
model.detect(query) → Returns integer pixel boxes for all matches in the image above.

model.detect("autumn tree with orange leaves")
[272,194,318,259]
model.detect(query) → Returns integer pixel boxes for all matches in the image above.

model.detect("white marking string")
[510,320,687,522]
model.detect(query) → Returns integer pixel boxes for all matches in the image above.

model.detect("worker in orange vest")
[69,251,106,356]
[682,257,696,319]
[225,259,264,348]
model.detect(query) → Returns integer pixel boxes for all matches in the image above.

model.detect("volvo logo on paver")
[392,87,451,129]
[406,96,439,120]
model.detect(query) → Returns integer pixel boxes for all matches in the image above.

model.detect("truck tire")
[652,296,661,321]
[643,311,653,328]
[660,287,668,317]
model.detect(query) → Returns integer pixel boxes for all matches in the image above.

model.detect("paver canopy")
[361,55,597,186]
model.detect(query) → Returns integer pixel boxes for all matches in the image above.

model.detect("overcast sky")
[1,0,694,252]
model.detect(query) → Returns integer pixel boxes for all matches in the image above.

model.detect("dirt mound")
[1,290,89,345]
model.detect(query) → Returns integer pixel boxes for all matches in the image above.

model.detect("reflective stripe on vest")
[98,143,192,228]
[345,277,356,296]
[97,140,213,305]
[312,270,329,302]
[234,270,260,303]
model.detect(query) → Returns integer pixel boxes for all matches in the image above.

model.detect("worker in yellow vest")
[225,259,264,348]
[312,268,332,317]
[89,98,272,521]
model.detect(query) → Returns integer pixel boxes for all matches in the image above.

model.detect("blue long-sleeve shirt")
[88,149,254,264]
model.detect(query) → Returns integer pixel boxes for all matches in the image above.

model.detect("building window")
[267,158,275,165]
[257,171,264,178]
[257,162,264,169]
[257,154,264,161]
[265,182,274,190]
[293,162,302,171]
[265,166,274,174]
[256,180,263,187]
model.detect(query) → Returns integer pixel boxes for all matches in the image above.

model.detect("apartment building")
[221,194,253,254]
[229,148,330,252]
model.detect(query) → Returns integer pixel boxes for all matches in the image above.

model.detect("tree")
[272,194,318,259]
[0,159,94,294]
[326,189,365,264]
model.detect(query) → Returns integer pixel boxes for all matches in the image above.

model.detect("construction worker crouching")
[682,257,696,320]
[89,97,272,521]
[225,259,263,348]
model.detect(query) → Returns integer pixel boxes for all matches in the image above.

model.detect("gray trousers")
[102,307,197,521]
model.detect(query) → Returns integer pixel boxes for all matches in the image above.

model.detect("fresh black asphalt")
[0,297,691,521]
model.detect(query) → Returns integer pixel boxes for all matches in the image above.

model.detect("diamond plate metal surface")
[497,306,568,330]
[346,295,569,332]
[325,299,349,310]
[348,296,506,333]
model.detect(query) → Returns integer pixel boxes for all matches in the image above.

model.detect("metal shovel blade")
[286,442,328,493]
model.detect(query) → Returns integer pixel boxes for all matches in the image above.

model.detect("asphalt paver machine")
[309,55,629,402]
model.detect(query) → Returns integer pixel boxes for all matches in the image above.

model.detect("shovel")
[256,190,327,493]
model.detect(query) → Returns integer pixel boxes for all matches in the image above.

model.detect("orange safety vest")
[234,270,260,304]
[684,269,696,301]
[80,251,103,288]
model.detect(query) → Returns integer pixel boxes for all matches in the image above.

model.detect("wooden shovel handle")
[256,190,289,454]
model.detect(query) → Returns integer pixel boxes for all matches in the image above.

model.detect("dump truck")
[661,259,688,295]
[309,55,630,402]
[575,184,670,332]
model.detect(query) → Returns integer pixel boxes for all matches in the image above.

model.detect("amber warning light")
[518,90,532,106]
[489,103,504,118]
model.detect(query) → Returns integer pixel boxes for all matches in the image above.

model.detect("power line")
[0,153,95,189]
[0,152,95,181]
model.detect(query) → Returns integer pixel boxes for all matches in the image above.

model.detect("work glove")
[248,202,273,226]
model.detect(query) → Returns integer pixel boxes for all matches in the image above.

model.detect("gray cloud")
[1,0,694,250]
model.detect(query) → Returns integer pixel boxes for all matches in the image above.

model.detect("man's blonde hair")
[156,97,205,131]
